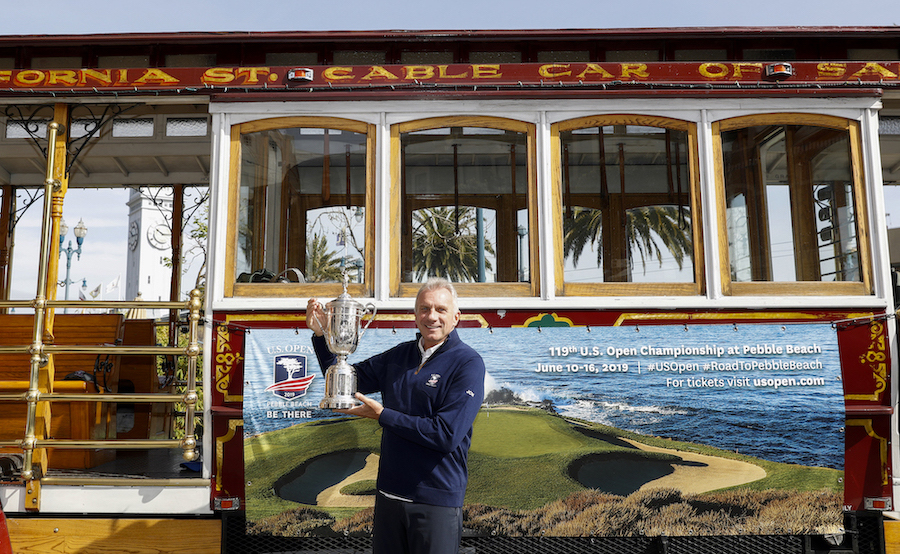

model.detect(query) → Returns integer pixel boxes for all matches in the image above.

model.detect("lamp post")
[59,218,88,311]
[517,224,528,282]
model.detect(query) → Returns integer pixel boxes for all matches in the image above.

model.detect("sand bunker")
[618,438,765,493]
[316,452,379,507]
[275,450,376,506]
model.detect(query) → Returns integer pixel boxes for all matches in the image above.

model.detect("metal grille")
[461,536,657,554]
[851,512,885,554]
[660,535,803,554]
[221,512,880,554]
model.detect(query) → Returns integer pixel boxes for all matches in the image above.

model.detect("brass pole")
[0,184,12,310]
[180,288,202,462]
[22,118,64,485]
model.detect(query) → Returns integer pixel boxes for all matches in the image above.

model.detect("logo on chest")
[425,373,441,388]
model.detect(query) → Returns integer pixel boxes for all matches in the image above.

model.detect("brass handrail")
[40,477,203,487]
[0,393,186,402]
[0,301,38,309]
[44,345,192,355]
[4,288,204,485]
[0,439,184,449]
[46,299,190,310]
[0,300,189,310]
[0,345,189,355]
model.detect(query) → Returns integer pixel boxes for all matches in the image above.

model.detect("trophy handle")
[358,303,377,340]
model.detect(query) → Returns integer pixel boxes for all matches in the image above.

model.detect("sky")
[3,0,900,302]
[2,0,899,36]
[9,188,207,304]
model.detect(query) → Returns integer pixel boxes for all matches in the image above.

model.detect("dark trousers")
[373,493,462,554]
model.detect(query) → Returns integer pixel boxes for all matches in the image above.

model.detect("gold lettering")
[698,63,729,79]
[438,65,468,79]
[539,64,572,78]
[817,62,846,79]
[851,62,898,79]
[404,65,436,80]
[132,68,179,85]
[235,67,271,84]
[0,70,10,83]
[620,63,649,79]
[577,64,615,80]
[47,70,78,86]
[732,63,763,78]
[14,70,45,86]
[79,69,113,87]
[323,67,354,80]
[114,69,129,86]
[203,67,236,85]
[361,66,400,80]
[472,64,502,78]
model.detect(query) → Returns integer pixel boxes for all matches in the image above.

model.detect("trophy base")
[319,395,359,410]
[320,358,358,410]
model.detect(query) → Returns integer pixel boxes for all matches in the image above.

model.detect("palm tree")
[563,205,692,275]
[412,206,494,282]
[305,232,344,282]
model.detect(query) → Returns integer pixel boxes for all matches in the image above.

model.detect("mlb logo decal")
[264,354,315,400]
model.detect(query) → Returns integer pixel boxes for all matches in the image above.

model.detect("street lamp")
[59,218,88,311]
[517,224,528,282]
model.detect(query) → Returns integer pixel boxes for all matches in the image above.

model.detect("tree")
[162,192,208,297]
[305,232,344,282]
[412,206,494,282]
[563,205,692,276]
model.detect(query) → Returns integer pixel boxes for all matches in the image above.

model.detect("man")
[306,278,485,554]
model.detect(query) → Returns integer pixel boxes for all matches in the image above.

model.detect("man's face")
[415,287,460,350]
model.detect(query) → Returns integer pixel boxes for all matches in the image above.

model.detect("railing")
[0,293,203,487]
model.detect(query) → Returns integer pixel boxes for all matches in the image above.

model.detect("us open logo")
[264,354,315,400]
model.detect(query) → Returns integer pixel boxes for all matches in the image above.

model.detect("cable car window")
[716,115,870,295]
[394,117,536,297]
[553,116,703,296]
[229,118,374,297]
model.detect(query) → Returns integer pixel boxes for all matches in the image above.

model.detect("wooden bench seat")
[0,313,124,469]
[118,318,173,440]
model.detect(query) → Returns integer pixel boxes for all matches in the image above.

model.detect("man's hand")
[335,392,384,420]
[306,298,326,336]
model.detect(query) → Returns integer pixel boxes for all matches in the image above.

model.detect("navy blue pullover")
[313,329,485,507]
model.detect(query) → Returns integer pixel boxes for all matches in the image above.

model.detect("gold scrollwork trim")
[846,418,889,486]
[845,319,887,402]
[612,311,835,327]
[515,313,576,327]
[221,312,487,327]
[375,313,488,327]
[216,419,243,492]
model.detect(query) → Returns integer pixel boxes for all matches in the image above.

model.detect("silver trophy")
[317,275,377,409]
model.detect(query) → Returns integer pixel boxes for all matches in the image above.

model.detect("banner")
[243,322,843,537]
